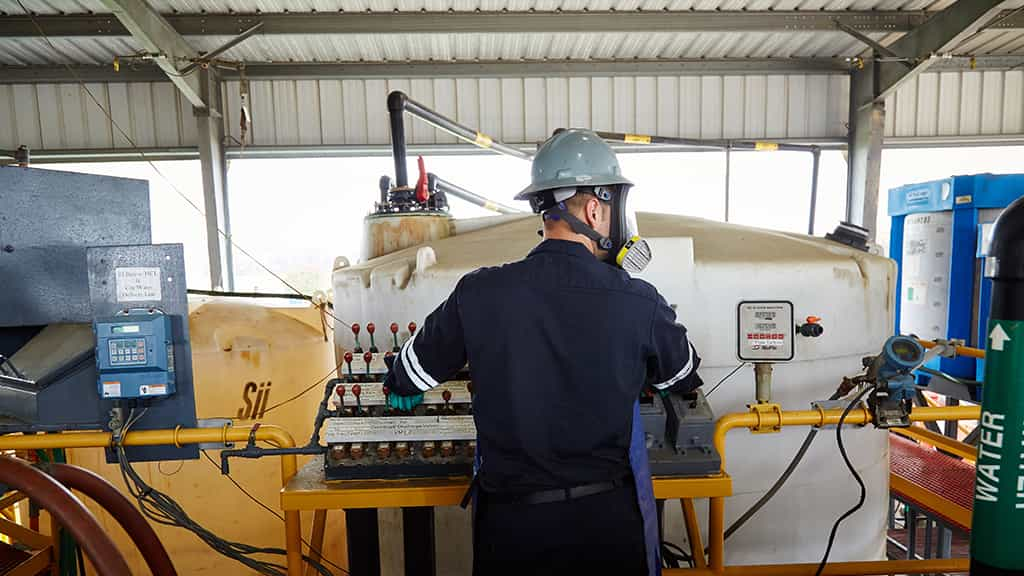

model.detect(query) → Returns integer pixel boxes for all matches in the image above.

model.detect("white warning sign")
[324,415,477,443]
[115,267,162,302]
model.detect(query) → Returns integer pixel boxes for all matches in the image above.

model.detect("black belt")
[488,476,630,506]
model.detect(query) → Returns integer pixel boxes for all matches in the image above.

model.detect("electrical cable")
[705,363,747,397]
[918,366,981,389]
[13,0,352,331]
[723,388,846,541]
[187,289,332,304]
[259,359,345,416]
[115,409,336,576]
[199,451,351,576]
[813,385,874,576]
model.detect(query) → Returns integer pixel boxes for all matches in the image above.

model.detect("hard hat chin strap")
[544,206,614,252]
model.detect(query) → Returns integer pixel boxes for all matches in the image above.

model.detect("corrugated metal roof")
[0,0,965,13]
[2,0,1022,69]
[0,31,889,65]
[3,67,1020,152]
[0,74,850,149]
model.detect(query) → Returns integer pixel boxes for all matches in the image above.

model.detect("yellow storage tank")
[67,297,345,575]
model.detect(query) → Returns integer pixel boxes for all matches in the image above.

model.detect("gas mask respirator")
[538,185,652,274]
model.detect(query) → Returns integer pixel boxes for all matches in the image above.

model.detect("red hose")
[46,463,177,576]
[0,456,131,576]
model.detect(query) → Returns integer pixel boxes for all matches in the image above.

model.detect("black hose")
[918,366,981,388]
[814,386,873,576]
[722,388,844,542]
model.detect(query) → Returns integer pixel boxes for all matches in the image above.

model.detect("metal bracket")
[196,418,234,450]
[747,402,783,434]
[810,399,849,430]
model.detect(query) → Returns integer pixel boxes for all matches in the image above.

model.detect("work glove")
[382,352,424,411]
[389,393,424,411]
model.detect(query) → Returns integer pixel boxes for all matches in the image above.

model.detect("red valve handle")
[352,384,361,398]
[351,323,360,335]
[408,322,417,335]
[363,351,373,364]
[390,322,399,334]
[343,351,353,364]
[367,323,376,334]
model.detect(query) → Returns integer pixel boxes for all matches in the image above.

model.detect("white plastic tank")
[332,212,895,573]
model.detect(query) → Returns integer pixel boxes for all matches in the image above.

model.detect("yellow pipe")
[705,405,979,574]
[713,405,979,470]
[917,338,985,359]
[0,426,298,483]
[0,426,303,574]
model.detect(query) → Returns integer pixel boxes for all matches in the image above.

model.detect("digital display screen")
[113,325,140,334]
[891,340,921,362]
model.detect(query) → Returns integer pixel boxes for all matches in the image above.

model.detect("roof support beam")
[852,0,1009,109]
[846,0,1008,238]
[96,0,205,108]
[4,55,1019,85]
[4,9,1024,37]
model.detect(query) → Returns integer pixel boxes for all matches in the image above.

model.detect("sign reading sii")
[237,381,272,420]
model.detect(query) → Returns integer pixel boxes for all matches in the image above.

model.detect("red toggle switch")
[343,351,354,378]
[442,389,452,412]
[390,323,400,352]
[408,322,417,335]
[335,385,346,408]
[363,351,373,375]
[351,384,363,413]
[351,323,363,352]
[367,323,378,352]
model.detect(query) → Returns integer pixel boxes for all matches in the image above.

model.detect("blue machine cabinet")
[95,312,176,399]
[889,173,1024,384]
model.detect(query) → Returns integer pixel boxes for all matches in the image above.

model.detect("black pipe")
[592,130,820,153]
[430,174,523,214]
[389,91,531,161]
[219,377,341,473]
[808,147,821,235]
[388,91,410,189]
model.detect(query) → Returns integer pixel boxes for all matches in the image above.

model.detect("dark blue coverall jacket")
[386,238,701,575]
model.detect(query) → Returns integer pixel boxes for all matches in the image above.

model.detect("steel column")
[195,68,233,290]
[846,96,885,238]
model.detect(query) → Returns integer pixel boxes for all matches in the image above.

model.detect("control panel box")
[323,337,722,481]
[736,301,795,362]
[94,312,175,399]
